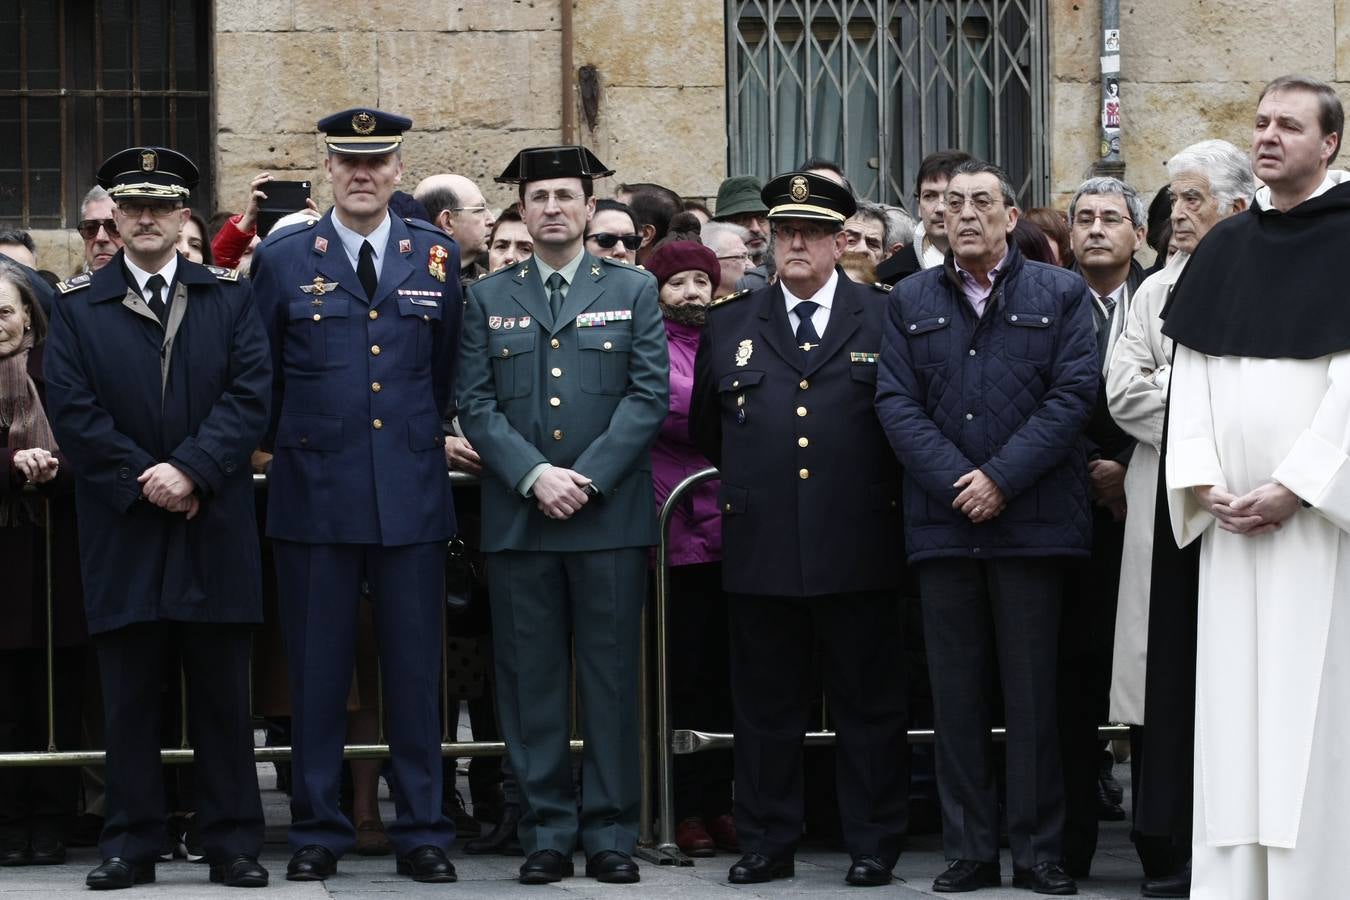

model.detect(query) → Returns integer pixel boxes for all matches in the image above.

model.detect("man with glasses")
[76,186,124,274]
[249,108,461,885]
[700,221,753,299]
[690,171,908,889]
[457,145,668,886]
[1060,176,1148,878]
[876,159,1097,895]
[414,172,492,288]
[45,146,272,890]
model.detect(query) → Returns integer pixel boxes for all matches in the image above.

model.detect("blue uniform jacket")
[456,252,668,553]
[251,211,460,546]
[43,253,272,633]
[874,245,1098,562]
[689,272,904,597]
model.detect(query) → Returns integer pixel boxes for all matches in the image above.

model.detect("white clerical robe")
[1166,345,1350,899]
[1105,251,1187,724]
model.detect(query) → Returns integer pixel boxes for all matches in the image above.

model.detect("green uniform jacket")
[457,252,669,552]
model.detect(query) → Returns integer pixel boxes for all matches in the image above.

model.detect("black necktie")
[358,240,378,300]
[145,274,167,324]
[794,300,821,364]
[546,272,565,319]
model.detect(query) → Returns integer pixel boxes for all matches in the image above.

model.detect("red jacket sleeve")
[210,215,256,271]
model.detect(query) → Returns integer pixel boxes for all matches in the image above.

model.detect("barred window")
[0,0,213,229]
[727,0,1048,207]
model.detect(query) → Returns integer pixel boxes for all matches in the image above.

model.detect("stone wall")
[1048,0,1343,209]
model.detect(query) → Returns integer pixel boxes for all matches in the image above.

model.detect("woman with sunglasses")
[584,199,642,264]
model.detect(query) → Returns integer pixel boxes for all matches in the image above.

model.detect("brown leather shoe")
[354,820,391,856]
[707,813,740,852]
[675,817,716,857]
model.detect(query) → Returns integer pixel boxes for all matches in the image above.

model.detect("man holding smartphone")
[249,107,462,884]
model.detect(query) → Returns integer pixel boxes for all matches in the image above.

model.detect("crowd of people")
[2,71,1347,900]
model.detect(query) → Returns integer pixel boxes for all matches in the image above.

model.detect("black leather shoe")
[86,858,155,890]
[1013,861,1078,895]
[465,803,523,855]
[209,856,269,888]
[933,859,1001,892]
[286,845,337,881]
[845,855,893,886]
[397,845,457,883]
[1142,860,1191,898]
[0,844,29,866]
[519,849,573,884]
[585,849,640,883]
[28,838,66,866]
[728,852,795,884]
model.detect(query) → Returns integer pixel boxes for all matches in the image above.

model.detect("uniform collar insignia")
[516,266,529,278]
[590,263,602,277]
[398,238,412,254]
[314,235,328,254]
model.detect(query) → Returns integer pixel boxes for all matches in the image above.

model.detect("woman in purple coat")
[644,236,737,858]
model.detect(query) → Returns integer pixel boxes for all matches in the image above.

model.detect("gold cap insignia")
[140,150,157,172]
[789,175,809,203]
[351,111,377,135]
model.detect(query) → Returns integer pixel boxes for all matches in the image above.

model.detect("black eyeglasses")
[78,218,119,240]
[587,232,641,250]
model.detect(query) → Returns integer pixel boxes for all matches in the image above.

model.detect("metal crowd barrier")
[7,468,1131,866]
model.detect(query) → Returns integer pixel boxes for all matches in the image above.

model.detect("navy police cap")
[761,171,857,224]
[495,145,614,185]
[318,108,411,155]
[97,147,198,202]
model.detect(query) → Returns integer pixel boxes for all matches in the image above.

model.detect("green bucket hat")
[712,175,769,220]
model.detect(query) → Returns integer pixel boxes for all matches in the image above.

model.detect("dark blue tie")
[145,274,167,324]
[795,300,821,365]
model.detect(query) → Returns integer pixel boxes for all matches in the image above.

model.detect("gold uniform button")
[552,429,563,441]
[799,379,809,389]
[372,419,383,430]
[799,468,810,479]
[549,397,561,407]
[423,314,430,322]
[798,436,809,448]
[725,503,732,511]
[371,382,381,393]
[370,344,381,356]
[602,340,613,350]
[312,313,321,322]
[550,338,561,349]
[796,406,807,417]
[368,309,379,320]
[551,367,563,377]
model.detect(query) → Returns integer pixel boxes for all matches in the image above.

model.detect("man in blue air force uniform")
[249,108,461,885]
[456,146,668,886]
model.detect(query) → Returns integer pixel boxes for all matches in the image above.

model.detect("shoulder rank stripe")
[872,281,892,292]
[711,288,751,308]
[204,264,240,282]
[56,273,92,294]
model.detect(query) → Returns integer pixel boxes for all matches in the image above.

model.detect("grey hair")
[1166,140,1256,214]
[950,160,1019,208]
[1068,176,1145,227]
[80,185,111,217]
[850,201,892,247]
[881,204,916,248]
[701,220,751,252]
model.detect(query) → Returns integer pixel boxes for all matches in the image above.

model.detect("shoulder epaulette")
[872,281,892,292]
[261,218,315,246]
[710,288,751,308]
[56,273,92,294]
[204,264,240,282]
[403,217,446,237]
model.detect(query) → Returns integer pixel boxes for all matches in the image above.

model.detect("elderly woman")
[0,260,85,866]
[642,238,738,857]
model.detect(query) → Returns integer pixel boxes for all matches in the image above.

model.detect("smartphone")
[256,180,312,237]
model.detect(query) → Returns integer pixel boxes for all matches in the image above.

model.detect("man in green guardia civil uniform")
[455,146,668,886]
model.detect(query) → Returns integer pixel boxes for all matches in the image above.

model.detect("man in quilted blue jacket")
[876,159,1098,896]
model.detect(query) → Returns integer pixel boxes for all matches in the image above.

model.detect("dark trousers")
[0,647,83,844]
[728,590,908,862]
[486,548,646,858]
[273,540,453,857]
[919,557,1066,870]
[667,561,733,822]
[92,622,262,865]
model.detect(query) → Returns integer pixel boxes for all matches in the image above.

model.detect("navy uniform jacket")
[251,210,460,546]
[43,253,271,634]
[456,252,668,553]
[690,272,904,597]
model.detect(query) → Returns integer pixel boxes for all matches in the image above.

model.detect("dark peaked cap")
[495,146,614,184]
[97,147,199,201]
[762,171,857,223]
[317,107,411,155]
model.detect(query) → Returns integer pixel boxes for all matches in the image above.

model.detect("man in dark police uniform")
[456,146,668,886]
[690,171,909,888]
[249,108,461,884]
[44,147,272,890]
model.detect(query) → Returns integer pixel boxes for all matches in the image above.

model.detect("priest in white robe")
[1163,75,1350,900]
